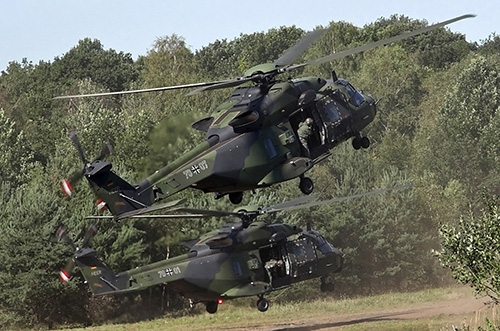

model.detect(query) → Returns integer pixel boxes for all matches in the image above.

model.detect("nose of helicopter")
[325,243,344,273]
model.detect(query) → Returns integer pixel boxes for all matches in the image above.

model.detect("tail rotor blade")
[59,258,75,284]
[56,225,76,250]
[81,225,98,248]
[60,169,84,198]
[56,225,78,284]
[93,141,113,162]
[68,129,87,164]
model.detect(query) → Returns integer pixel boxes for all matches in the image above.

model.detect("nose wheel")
[299,176,314,195]
[352,135,370,150]
[256,296,270,312]
[320,275,335,292]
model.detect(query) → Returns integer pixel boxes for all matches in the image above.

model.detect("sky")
[1,0,498,72]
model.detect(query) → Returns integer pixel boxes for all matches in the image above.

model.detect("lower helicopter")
[57,185,408,313]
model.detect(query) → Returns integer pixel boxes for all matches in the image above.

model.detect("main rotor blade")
[53,80,238,100]
[274,28,328,67]
[263,194,318,213]
[186,76,259,95]
[305,14,475,67]
[85,208,239,220]
[264,184,412,214]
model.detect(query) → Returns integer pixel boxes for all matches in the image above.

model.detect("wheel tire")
[360,136,370,149]
[206,301,218,314]
[229,192,243,205]
[299,177,314,195]
[352,138,361,150]
[320,282,335,292]
[257,298,269,312]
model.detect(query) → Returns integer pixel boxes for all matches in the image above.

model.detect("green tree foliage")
[0,169,91,327]
[196,26,305,79]
[362,15,472,69]
[437,194,500,303]
[0,108,34,185]
[426,55,500,198]
[477,33,500,56]
[302,21,361,78]
[54,38,139,94]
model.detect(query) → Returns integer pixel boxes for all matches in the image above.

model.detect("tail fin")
[84,160,155,217]
[74,248,128,295]
[60,129,155,219]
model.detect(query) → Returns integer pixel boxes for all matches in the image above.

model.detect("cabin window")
[232,261,243,277]
[321,96,341,122]
[264,138,277,159]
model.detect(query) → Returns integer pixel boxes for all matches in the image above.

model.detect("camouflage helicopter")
[57,185,407,313]
[56,15,473,220]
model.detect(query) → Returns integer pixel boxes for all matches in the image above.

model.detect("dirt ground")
[223,290,494,331]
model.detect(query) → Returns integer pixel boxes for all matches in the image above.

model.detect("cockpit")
[337,79,365,107]
[301,230,335,255]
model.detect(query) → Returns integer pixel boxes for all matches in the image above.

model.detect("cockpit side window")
[302,230,334,255]
[228,110,260,132]
[338,79,365,107]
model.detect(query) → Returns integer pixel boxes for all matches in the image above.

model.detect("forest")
[0,15,499,328]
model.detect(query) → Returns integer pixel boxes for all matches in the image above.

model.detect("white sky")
[0,0,497,71]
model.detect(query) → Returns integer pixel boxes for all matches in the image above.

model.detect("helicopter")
[57,185,408,313]
[56,15,474,221]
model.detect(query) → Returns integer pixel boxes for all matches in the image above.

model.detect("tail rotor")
[60,129,113,198]
[56,224,98,284]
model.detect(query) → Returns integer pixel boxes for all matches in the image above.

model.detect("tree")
[362,15,472,69]
[196,26,305,80]
[0,167,91,328]
[53,38,139,94]
[0,108,34,185]
[438,194,500,303]
[428,55,500,199]
[477,33,500,56]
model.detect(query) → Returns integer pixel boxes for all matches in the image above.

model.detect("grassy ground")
[69,286,497,330]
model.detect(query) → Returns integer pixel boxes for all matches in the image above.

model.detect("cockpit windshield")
[302,230,334,255]
[338,79,365,107]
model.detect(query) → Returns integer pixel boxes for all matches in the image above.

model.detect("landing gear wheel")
[229,192,243,205]
[360,136,370,149]
[299,177,314,195]
[257,297,269,312]
[320,275,335,292]
[320,282,335,292]
[352,137,361,150]
[205,301,218,314]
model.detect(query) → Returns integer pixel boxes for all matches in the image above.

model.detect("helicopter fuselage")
[82,75,376,217]
[74,221,344,310]
[138,76,376,200]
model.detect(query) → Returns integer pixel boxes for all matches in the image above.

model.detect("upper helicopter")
[56,15,474,220]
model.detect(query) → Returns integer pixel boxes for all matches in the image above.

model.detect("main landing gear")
[205,300,218,314]
[256,295,270,312]
[299,176,314,195]
[215,191,244,205]
[229,192,243,204]
[351,134,370,150]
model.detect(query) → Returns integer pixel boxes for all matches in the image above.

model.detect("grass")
[68,286,497,330]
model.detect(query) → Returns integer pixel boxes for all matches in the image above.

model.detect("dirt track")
[223,291,493,331]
